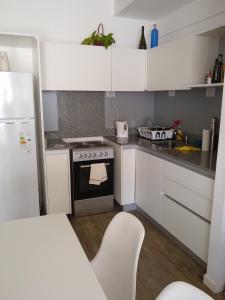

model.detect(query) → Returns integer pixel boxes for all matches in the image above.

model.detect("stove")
[62,137,114,217]
[62,137,114,162]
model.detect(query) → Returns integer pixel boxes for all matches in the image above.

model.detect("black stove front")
[70,149,114,217]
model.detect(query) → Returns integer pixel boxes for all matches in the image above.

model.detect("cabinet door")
[41,42,111,91]
[147,36,218,91]
[121,149,135,205]
[162,195,210,262]
[112,48,146,91]
[135,150,162,223]
[45,151,71,214]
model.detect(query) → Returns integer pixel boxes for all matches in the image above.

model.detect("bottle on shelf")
[212,58,220,83]
[218,54,224,83]
[139,26,147,50]
[151,24,159,48]
[206,70,212,84]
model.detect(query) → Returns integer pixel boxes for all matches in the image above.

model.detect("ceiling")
[115,0,197,21]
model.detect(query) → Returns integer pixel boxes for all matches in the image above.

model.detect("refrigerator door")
[0,72,34,119]
[0,119,39,222]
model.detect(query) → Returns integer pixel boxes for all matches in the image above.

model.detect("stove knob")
[93,153,96,158]
[79,153,83,159]
[83,153,87,158]
[105,151,108,157]
[89,153,92,158]
[99,152,103,157]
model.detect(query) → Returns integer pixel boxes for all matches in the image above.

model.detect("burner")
[69,141,106,149]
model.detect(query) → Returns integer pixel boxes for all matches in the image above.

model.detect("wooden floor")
[69,209,224,300]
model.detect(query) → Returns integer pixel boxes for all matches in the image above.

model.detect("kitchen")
[1,0,225,299]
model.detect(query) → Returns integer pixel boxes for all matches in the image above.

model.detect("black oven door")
[73,159,114,201]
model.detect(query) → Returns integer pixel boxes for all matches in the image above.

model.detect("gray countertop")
[45,139,69,151]
[104,135,216,179]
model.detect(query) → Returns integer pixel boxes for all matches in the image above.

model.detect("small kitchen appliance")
[115,121,128,138]
[62,137,114,217]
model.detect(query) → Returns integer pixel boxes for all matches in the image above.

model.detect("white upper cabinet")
[112,48,146,91]
[41,42,111,91]
[147,35,219,91]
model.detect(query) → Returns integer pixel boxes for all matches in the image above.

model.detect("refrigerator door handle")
[4,122,15,125]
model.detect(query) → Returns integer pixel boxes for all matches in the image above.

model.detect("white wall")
[0,0,151,48]
[157,0,225,43]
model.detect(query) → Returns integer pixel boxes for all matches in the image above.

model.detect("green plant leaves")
[81,29,116,49]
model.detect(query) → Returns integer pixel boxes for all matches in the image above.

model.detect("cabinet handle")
[80,163,110,168]
[163,194,211,224]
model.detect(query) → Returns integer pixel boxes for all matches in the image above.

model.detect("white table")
[0,214,107,300]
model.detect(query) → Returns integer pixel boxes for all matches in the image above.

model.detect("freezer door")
[0,119,39,222]
[0,72,34,119]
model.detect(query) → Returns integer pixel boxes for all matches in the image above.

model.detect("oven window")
[73,159,114,200]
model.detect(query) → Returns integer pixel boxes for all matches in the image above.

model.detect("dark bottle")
[213,58,220,83]
[218,54,223,82]
[139,26,147,50]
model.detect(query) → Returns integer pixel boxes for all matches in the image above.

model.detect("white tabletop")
[0,213,107,300]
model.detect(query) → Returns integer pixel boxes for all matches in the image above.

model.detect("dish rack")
[138,127,174,141]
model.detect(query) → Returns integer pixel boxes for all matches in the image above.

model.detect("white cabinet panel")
[41,43,111,91]
[147,35,219,91]
[135,150,162,223]
[163,160,214,200]
[104,139,135,205]
[162,195,210,262]
[121,149,135,205]
[162,177,212,221]
[45,150,71,214]
[112,48,146,91]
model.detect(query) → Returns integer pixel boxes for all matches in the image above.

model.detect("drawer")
[161,195,210,262]
[162,178,212,221]
[162,160,214,200]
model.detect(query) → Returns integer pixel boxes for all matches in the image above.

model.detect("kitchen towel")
[202,129,211,151]
[89,163,107,185]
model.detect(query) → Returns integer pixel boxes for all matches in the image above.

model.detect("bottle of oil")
[139,26,147,50]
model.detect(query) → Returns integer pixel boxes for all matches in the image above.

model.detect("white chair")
[156,281,214,300]
[91,212,145,300]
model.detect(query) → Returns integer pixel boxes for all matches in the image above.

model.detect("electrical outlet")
[105,91,115,98]
[168,90,176,97]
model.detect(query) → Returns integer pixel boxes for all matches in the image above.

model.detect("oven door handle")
[80,162,110,168]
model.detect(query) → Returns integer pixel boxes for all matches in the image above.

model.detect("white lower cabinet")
[161,195,210,262]
[104,140,135,206]
[45,150,71,214]
[135,150,162,223]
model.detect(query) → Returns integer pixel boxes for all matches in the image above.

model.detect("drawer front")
[163,161,214,200]
[162,178,212,221]
[161,195,210,262]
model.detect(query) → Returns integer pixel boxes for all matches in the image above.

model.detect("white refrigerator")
[0,72,40,222]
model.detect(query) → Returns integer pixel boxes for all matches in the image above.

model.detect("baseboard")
[203,273,225,294]
[122,203,136,212]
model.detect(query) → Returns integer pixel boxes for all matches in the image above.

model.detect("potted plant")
[81,23,115,49]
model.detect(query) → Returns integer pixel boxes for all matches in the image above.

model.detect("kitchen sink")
[151,140,184,150]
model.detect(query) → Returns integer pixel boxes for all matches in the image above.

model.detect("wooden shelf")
[189,83,223,88]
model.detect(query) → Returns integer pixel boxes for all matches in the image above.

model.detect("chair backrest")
[91,212,145,300]
[156,281,214,300]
